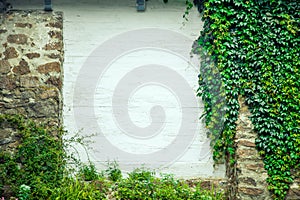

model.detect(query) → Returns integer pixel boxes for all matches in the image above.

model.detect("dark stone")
[28,100,58,118]
[236,148,259,159]
[287,188,300,200]
[2,42,7,48]
[40,89,58,100]
[238,140,256,148]
[37,62,61,74]
[239,177,257,186]
[20,89,36,100]
[0,138,15,145]
[7,34,28,44]
[245,163,265,172]
[239,187,264,196]
[20,76,40,88]
[13,60,30,75]
[46,53,63,62]
[46,76,62,89]
[46,21,63,29]
[0,29,7,34]
[0,129,12,140]
[1,185,14,200]
[44,42,63,51]
[25,53,40,59]
[0,76,17,90]
[14,23,33,28]
[0,60,11,74]
[3,47,19,59]
[48,30,62,40]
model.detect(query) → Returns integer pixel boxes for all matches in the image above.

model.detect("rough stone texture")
[7,34,28,44]
[14,23,33,28]
[3,47,19,59]
[48,30,63,40]
[229,96,272,200]
[228,96,300,200]
[25,53,40,59]
[0,11,63,151]
[0,60,11,74]
[288,178,300,200]
[44,42,63,51]
[12,60,30,75]
[37,62,61,74]
[0,29,8,34]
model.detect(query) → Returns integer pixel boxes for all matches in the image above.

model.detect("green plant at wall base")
[0,114,68,199]
[0,115,225,199]
[115,169,224,200]
[78,162,102,181]
[105,161,122,182]
[49,177,108,200]
[193,0,300,199]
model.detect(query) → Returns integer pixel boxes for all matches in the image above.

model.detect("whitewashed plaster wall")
[11,0,225,179]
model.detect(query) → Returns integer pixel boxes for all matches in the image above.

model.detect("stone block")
[236,148,260,159]
[44,42,63,51]
[48,30,62,40]
[28,100,58,118]
[287,181,300,199]
[46,21,63,29]
[0,29,8,34]
[0,76,17,90]
[40,89,58,100]
[46,76,62,89]
[13,60,30,75]
[3,46,19,59]
[37,62,61,74]
[14,23,33,28]
[20,76,40,88]
[239,187,264,196]
[7,34,28,44]
[245,163,265,172]
[0,60,11,74]
[237,139,256,148]
[46,53,63,62]
[25,53,40,59]
[239,177,257,186]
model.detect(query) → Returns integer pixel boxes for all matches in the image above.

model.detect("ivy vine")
[194,0,300,199]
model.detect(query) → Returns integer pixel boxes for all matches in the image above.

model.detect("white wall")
[11,0,225,178]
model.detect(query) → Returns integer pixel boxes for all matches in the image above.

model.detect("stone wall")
[230,97,300,200]
[0,11,63,150]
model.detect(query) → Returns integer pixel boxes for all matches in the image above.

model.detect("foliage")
[78,162,102,181]
[49,177,107,200]
[104,161,122,182]
[0,114,66,199]
[115,169,224,200]
[194,0,300,199]
[0,114,85,199]
[0,115,224,199]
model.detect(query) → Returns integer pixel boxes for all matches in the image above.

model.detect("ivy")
[194,0,300,199]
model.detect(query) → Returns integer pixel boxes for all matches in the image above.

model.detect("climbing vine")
[194,0,300,199]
